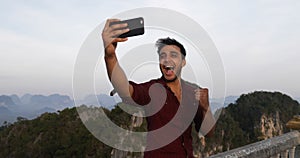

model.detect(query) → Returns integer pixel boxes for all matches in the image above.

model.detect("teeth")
[165,65,174,70]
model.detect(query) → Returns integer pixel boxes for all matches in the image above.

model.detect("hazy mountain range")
[0,93,121,125]
[1,93,298,126]
[0,94,73,124]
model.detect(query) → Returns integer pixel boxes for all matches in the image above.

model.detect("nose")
[159,52,172,64]
[163,54,171,63]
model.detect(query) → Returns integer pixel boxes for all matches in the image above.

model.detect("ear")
[182,58,186,67]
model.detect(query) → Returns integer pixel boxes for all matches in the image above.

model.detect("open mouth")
[163,65,175,76]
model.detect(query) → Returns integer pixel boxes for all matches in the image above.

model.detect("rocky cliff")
[195,91,300,158]
[257,111,283,140]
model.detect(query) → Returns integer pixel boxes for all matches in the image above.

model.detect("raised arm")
[102,19,134,98]
[195,88,216,137]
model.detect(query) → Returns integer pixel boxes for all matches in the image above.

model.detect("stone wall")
[209,131,300,158]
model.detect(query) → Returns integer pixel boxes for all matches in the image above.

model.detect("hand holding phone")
[109,17,144,38]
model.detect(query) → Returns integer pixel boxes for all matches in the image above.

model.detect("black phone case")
[110,17,144,38]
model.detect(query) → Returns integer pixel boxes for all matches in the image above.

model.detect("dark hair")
[155,37,186,59]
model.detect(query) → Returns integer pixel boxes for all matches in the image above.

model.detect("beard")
[162,75,178,82]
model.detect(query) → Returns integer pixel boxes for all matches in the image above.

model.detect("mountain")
[28,94,73,110]
[81,94,119,110]
[0,96,17,124]
[227,91,299,138]
[0,106,12,114]
[0,106,15,124]
[49,94,73,109]
[0,95,15,107]
[20,93,33,104]
[0,94,74,125]
[197,91,300,157]
[10,94,22,105]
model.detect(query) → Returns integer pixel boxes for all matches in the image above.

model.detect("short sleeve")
[121,81,151,106]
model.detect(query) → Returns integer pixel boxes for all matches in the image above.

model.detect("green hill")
[199,91,300,156]
[0,107,110,158]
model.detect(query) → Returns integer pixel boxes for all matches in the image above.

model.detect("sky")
[0,0,299,100]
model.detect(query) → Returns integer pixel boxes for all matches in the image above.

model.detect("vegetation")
[0,91,299,157]
[0,104,147,158]
[226,91,299,142]
[201,91,300,155]
[0,107,110,157]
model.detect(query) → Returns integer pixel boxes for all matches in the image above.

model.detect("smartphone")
[109,17,144,38]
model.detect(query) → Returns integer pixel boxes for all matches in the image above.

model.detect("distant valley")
[0,93,119,125]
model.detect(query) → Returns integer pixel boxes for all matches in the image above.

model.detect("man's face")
[159,45,186,82]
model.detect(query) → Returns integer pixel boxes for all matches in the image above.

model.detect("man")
[102,19,215,158]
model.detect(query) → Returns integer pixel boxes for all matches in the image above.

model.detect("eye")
[159,53,166,59]
[171,52,178,58]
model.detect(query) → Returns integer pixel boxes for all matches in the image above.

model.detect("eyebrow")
[159,52,166,56]
[170,51,179,54]
[160,51,179,54]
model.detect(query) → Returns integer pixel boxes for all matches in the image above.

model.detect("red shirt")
[126,77,205,158]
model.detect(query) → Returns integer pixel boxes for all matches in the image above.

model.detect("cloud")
[0,0,299,98]
[0,28,75,95]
